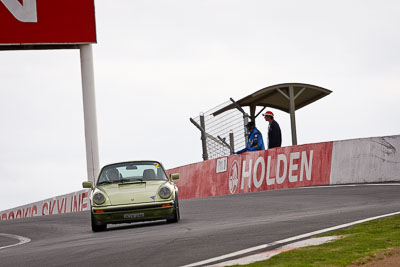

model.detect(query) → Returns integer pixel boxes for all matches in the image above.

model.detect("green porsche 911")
[82,160,180,232]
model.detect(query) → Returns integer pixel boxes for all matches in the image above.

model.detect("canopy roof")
[213,83,331,116]
[211,82,332,146]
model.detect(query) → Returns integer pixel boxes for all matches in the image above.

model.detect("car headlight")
[159,186,172,199]
[93,192,106,205]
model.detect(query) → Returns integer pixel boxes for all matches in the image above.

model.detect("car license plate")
[124,213,144,219]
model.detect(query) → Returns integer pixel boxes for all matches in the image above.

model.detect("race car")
[82,160,180,232]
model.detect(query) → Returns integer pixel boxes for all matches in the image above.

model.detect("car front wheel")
[91,213,107,232]
[167,194,180,223]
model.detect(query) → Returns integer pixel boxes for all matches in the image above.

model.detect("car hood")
[98,181,167,205]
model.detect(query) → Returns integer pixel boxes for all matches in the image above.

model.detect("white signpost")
[80,44,100,183]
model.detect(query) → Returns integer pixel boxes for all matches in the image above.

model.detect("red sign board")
[167,142,333,199]
[0,0,97,45]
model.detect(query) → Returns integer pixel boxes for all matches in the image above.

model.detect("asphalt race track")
[1,184,399,267]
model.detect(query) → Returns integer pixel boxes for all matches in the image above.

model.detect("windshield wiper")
[118,179,146,185]
[97,181,113,186]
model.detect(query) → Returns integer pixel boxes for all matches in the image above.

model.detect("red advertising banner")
[167,142,333,199]
[0,0,96,45]
[0,189,90,221]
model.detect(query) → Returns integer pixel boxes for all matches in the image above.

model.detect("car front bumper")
[92,201,175,224]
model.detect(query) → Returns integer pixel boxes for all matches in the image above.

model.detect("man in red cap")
[263,111,282,149]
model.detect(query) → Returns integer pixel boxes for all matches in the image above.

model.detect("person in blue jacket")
[234,121,265,154]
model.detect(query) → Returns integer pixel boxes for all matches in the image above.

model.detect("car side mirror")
[82,181,93,189]
[170,173,179,180]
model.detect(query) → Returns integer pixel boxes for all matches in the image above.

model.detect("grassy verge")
[243,214,400,267]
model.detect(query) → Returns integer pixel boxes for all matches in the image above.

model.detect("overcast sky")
[1,0,399,211]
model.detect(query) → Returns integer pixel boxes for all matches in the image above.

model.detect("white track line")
[182,211,400,267]
[0,233,31,250]
[295,183,400,190]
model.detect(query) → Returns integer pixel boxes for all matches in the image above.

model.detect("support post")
[80,44,100,183]
[243,114,249,146]
[200,115,208,161]
[229,131,235,155]
[250,106,256,123]
[289,86,298,145]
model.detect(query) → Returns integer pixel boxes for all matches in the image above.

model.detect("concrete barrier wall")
[1,134,399,221]
[330,135,400,184]
[168,142,333,199]
[0,189,90,221]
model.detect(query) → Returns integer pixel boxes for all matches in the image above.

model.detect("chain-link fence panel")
[192,101,246,160]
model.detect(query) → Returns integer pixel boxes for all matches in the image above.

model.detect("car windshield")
[97,161,168,185]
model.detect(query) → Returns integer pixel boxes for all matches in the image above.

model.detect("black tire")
[167,194,180,223]
[91,213,107,232]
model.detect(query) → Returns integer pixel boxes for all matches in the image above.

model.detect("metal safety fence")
[191,100,248,160]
